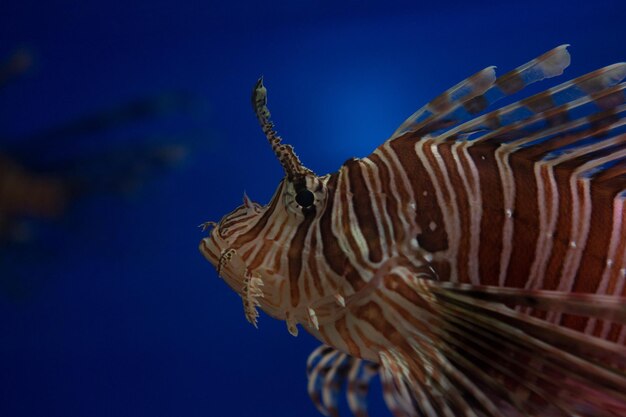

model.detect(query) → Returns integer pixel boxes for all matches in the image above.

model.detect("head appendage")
[252,77,311,182]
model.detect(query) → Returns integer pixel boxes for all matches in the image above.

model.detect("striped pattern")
[306,344,378,417]
[199,46,626,417]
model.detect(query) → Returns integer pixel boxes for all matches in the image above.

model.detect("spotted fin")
[390,45,571,140]
[391,66,497,139]
[437,62,626,143]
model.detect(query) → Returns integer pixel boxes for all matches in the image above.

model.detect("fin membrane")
[378,280,626,417]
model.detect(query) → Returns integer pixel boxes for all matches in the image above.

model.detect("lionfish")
[200,46,626,416]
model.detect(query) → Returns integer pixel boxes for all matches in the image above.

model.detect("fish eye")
[295,189,315,208]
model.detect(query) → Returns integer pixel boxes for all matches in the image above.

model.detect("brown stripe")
[319,174,365,291]
[463,94,489,115]
[287,207,316,308]
[438,142,472,284]
[345,158,383,263]
[431,260,451,281]
[246,216,289,270]
[503,151,540,288]
[561,181,614,332]
[522,91,555,114]
[382,273,433,312]
[318,174,344,274]
[496,69,525,95]
[378,147,410,244]
[234,181,284,247]
[591,177,626,339]
[335,315,362,357]
[389,137,449,252]
[353,325,381,352]
[247,238,278,270]
[544,106,571,128]
[420,140,457,254]
[483,110,503,130]
[365,157,394,254]
[429,92,452,113]
[353,301,406,348]
[302,258,312,301]
[592,86,626,111]
[306,231,325,296]
[338,168,370,289]
[469,142,505,285]
[541,162,572,291]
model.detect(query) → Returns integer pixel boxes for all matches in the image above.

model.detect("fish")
[199,45,626,417]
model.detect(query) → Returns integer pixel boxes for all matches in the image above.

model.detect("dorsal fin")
[437,63,626,143]
[390,45,572,140]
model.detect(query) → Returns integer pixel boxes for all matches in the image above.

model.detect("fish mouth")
[199,224,265,327]
[198,224,240,283]
[198,222,220,265]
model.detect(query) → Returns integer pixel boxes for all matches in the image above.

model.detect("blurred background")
[2,1,626,416]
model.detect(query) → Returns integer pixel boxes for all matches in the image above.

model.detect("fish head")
[199,77,329,326]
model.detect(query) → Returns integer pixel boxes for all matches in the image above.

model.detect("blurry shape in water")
[0,141,187,245]
[200,46,626,416]
[0,49,32,90]
[0,49,206,299]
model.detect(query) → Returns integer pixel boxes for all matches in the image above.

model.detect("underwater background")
[2,1,626,416]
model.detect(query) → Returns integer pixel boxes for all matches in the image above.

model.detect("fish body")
[200,46,626,416]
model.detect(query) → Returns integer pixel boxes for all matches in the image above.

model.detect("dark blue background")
[2,1,626,416]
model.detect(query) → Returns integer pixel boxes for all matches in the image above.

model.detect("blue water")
[2,1,626,416]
